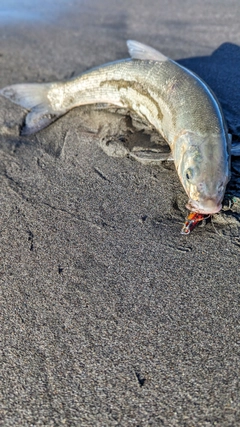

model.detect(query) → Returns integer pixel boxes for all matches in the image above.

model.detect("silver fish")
[0,40,232,215]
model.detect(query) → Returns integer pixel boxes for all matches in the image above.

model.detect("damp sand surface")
[1,1,240,426]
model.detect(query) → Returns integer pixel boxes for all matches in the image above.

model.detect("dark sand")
[1,1,240,426]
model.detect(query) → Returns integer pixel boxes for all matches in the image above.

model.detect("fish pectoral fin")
[129,150,173,165]
[127,40,169,62]
[231,141,240,156]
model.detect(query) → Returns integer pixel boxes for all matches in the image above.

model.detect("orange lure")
[181,212,210,235]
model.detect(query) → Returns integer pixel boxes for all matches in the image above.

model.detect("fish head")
[173,132,231,215]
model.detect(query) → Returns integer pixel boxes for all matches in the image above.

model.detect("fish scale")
[59,59,224,141]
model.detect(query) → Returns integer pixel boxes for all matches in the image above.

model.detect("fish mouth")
[186,200,222,215]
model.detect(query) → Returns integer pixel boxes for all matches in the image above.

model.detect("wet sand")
[1,1,240,425]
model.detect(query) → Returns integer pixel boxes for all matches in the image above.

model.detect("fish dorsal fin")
[127,40,169,62]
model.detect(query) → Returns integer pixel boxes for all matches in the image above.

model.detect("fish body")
[0,41,231,215]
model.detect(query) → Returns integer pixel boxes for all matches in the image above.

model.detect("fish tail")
[0,83,65,135]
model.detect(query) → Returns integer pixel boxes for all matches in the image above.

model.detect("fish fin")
[127,40,169,62]
[0,83,65,134]
[0,83,53,109]
[130,150,173,165]
[231,141,240,156]
[228,132,240,156]
[21,104,61,135]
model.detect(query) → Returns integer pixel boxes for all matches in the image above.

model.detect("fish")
[0,40,233,216]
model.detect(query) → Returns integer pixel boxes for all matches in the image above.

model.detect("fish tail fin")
[0,83,65,135]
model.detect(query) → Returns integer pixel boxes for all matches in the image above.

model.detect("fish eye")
[186,168,194,181]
